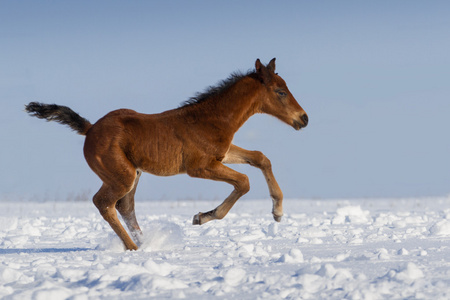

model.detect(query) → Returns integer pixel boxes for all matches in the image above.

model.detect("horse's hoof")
[273,215,282,222]
[126,244,139,251]
[193,213,202,225]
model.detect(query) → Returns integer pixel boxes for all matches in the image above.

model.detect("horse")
[25,58,308,250]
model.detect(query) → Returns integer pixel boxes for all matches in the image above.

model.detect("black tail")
[25,102,92,135]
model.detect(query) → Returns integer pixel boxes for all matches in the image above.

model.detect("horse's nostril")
[301,114,309,126]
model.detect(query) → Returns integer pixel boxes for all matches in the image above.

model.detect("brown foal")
[25,58,308,250]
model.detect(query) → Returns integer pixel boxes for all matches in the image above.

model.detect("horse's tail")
[25,102,92,135]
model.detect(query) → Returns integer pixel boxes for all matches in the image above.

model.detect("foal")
[25,58,308,250]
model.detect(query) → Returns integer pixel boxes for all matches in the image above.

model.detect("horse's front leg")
[223,144,284,222]
[187,161,250,225]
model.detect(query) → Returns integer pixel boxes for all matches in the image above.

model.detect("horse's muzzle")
[293,113,308,130]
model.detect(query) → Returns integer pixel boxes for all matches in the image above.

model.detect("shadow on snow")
[0,247,92,254]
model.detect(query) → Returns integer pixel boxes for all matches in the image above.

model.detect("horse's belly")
[141,164,185,177]
[137,147,185,177]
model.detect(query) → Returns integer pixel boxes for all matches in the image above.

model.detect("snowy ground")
[1,196,450,299]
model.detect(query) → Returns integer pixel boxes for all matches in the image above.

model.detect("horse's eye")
[276,90,287,98]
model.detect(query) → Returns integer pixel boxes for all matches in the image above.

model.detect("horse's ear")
[267,58,276,73]
[255,59,262,72]
[255,58,271,84]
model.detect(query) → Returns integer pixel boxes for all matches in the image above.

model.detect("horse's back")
[97,108,141,122]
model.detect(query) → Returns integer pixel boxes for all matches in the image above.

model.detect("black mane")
[180,70,255,108]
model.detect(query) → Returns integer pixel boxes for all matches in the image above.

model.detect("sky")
[1,1,449,201]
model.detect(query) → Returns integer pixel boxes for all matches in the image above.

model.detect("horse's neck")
[192,79,260,132]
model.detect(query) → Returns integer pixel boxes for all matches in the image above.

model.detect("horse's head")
[255,58,308,130]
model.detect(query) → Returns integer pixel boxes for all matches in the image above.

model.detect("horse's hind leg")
[116,171,143,245]
[93,182,139,251]
[223,144,284,222]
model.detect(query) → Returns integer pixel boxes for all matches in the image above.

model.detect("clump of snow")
[292,263,353,298]
[140,221,184,251]
[223,268,247,286]
[384,263,424,284]
[0,217,18,231]
[332,205,370,224]
[143,259,177,276]
[278,248,304,263]
[429,220,450,236]
[118,273,189,292]
[267,222,278,236]
[377,248,390,260]
[32,288,73,300]
[398,248,409,255]
[0,266,23,284]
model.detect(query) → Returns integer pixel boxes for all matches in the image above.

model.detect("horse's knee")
[92,186,127,216]
[260,156,272,170]
[92,193,106,213]
[252,151,272,170]
[236,174,250,195]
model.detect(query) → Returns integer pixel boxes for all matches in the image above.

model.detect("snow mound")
[143,259,177,276]
[140,221,184,252]
[383,263,424,284]
[429,220,450,236]
[95,221,184,252]
[0,266,23,284]
[332,205,370,224]
[278,249,304,263]
[117,273,188,292]
[0,217,18,231]
[223,268,247,286]
[32,288,73,300]
[292,264,353,296]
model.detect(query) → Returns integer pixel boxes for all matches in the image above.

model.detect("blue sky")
[1,1,449,201]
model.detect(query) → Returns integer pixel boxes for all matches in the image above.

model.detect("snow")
[1,197,450,299]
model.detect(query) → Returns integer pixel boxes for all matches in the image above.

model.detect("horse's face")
[256,58,308,130]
